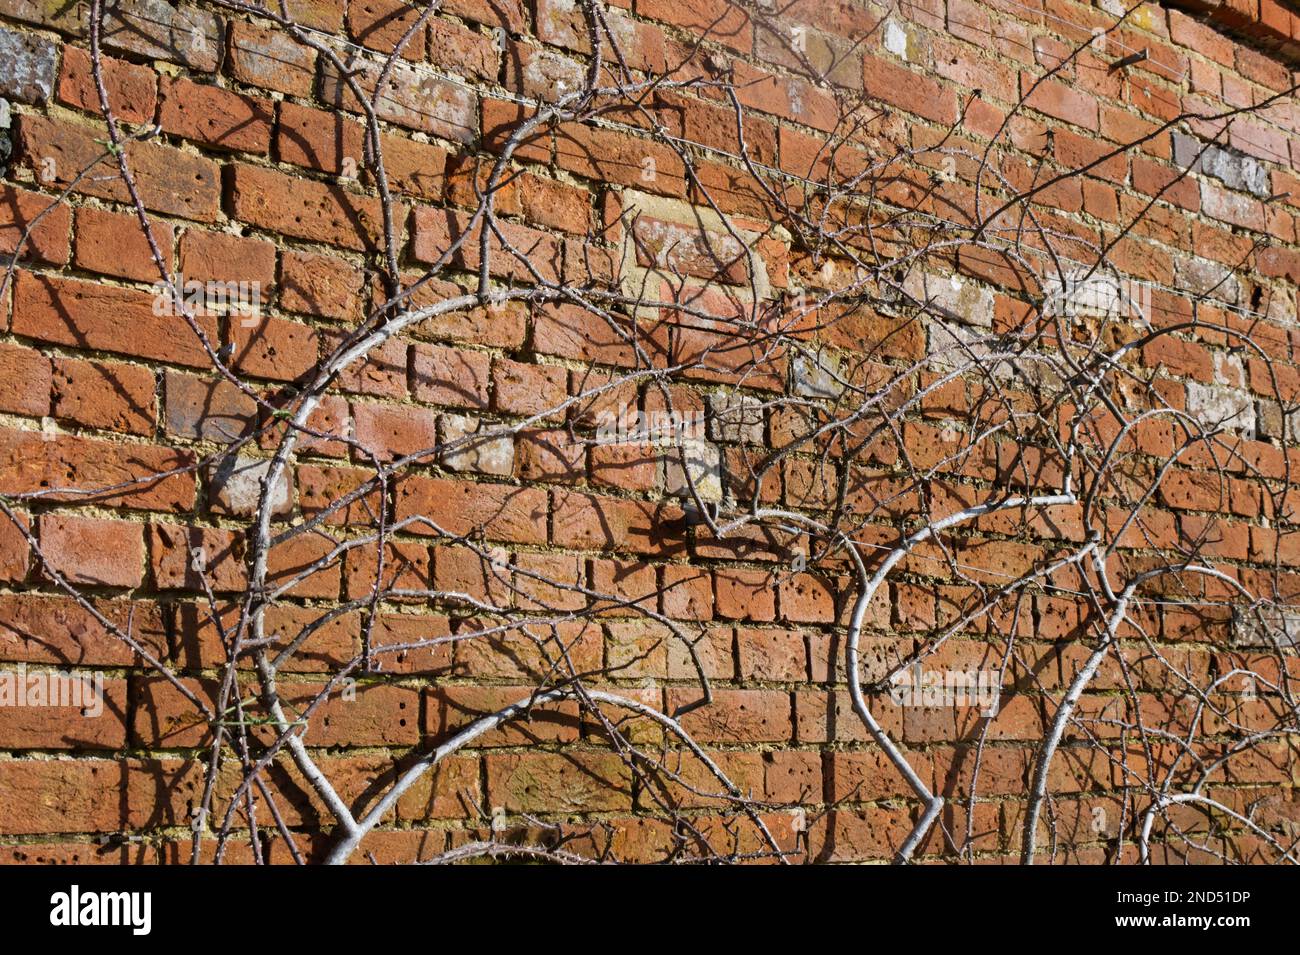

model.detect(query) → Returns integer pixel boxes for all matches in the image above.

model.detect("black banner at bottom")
[0,864,1275,943]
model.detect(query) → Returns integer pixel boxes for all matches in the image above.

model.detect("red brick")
[164,370,258,442]
[149,523,247,592]
[534,303,639,366]
[554,122,688,197]
[636,0,751,53]
[161,78,268,154]
[551,488,687,555]
[515,428,585,482]
[99,1,221,71]
[321,57,477,143]
[13,272,221,369]
[179,229,276,287]
[589,441,658,492]
[0,678,129,749]
[0,760,127,834]
[368,611,451,673]
[280,250,366,321]
[411,207,562,283]
[487,752,632,812]
[52,357,157,435]
[667,688,793,743]
[427,685,580,746]
[0,342,51,416]
[395,754,481,822]
[17,114,220,222]
[444,0,525,30]
[0,183,72,265]
[810,806,916,861]
[395,475,548,544]
[347,0,427,58]
[0,511,30,583]
[226,163,398,252]
[714,567,778,621]
[287,682,419,746]
[428,16,498,80]
[73,206,174,283]
[0,427,195,512]
[227,21,317,97]
[411,342,490,409]
[325,328,406,398]
[268,534,341,599]
[228,316,320,382]
[343,540,430,601]
[57,46,157,124]
[492,357,567,420]
[275,101,364,175]
[352,402,439,463]
[737,626,806,682]
[481,99,550,162]
[778,572,836,623]
[1020,73,1099,131]
[174,603,356,671]
[0,594,167,666]
[378,133,448,201]
[38,513,144,587]
[454,617,601,678]
[659,563,714,619]
[863,55,958,126]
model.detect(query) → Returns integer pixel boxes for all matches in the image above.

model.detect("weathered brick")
[0,760,127,834]
[101,0,223,71]
[667,688,793,743]
[411,342,491,409]
[149,523,246,592]
[321,56,477,142]
[275,101,364,175]
[227,21,315,96]
[487,752,632,812]
[347,0,426,58]
[228,316,320,382]
[0,184,72,265]
[492,358,567,420]
[395,475,548,544]
[352,401,439,463]
[0,427,195,511]
[0,677,128,749]
[164,369,257,442]
[0,25,56,104]
[280,250,365,321]
[52,357,157,435]
[38,513,144,587]
[57,46,157,124]
[159,76,273,153]
[0,343,50,417]
[72,205,174,283]
[226,163,396,251]
[16,114,220,221]
[863,54,957,126]
[178,228,276,288]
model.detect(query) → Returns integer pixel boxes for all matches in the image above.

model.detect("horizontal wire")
[60,6,1300,613]
[991,0,1186,82]
[71,4,1294,323]
[268,17,1295,328]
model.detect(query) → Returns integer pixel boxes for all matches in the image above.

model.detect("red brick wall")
[0,0,1298,864]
